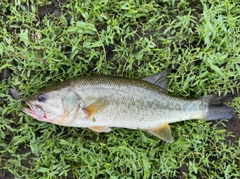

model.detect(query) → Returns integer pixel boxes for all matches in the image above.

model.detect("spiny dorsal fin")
[144,123,173,143]
[142,68,170,91]
[88,126,111,133]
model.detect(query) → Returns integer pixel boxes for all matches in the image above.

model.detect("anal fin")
[88,126,111,133]
[144,123,173,143]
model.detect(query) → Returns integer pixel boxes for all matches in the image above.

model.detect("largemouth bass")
[22,70,234,142]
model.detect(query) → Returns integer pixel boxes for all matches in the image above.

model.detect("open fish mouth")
[22,102,46,121]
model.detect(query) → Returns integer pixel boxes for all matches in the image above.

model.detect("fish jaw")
[22,102,48,121]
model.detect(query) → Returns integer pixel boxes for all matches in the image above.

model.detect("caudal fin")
[205,95,235,120]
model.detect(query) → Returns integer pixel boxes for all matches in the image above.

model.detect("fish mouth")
[22,102,47,121]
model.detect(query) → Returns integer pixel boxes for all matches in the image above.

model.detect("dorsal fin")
[142,68,170,91]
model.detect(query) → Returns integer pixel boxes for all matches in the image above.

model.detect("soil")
[0,1,239,179]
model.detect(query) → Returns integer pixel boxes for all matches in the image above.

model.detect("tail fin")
[204,95,235,120]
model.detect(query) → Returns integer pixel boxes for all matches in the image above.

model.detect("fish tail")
[204,95,235,120]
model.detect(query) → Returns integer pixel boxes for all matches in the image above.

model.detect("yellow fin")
[144,123,173,143]
[84,98,109,119]
[88,126,111,133]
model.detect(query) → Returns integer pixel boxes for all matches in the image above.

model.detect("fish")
[22,69,235,143]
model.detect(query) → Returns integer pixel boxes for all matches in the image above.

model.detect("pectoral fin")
[84,98,109,119]
[88,126,111,133]
[144,123,173,143]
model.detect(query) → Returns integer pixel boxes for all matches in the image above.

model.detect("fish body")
[23,70,234,142]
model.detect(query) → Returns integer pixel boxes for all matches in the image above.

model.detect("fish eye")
[37,93,47,102]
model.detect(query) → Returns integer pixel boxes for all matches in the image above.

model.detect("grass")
[0,0,240,178]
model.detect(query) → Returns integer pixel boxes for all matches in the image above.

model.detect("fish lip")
[22,101,34,114]
[25,101,35,114]
[23,101,46,121]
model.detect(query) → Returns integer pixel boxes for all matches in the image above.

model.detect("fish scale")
[23,70,235,143]
[72,81,206,129]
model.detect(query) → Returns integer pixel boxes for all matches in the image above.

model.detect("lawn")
[0,0,240,178]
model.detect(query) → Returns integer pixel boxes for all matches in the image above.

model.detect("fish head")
[22,87,85,126]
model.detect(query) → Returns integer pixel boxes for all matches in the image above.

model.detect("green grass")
[0,0,240,178]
